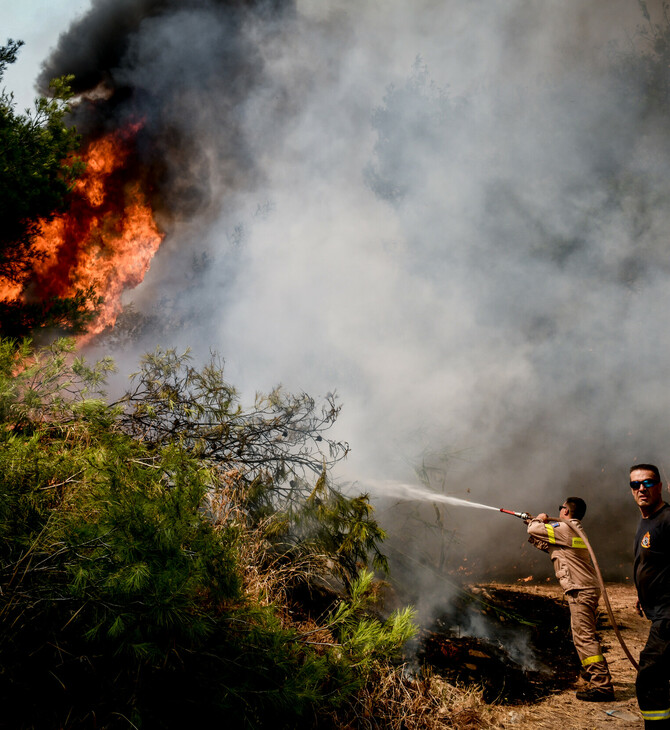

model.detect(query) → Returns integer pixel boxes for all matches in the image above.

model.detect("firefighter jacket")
[527,517,597,593]
[634,501,670,621]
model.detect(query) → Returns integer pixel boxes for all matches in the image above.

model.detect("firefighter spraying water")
[524,498,616,701]
[380,480,639,685]
[498,496,638,680]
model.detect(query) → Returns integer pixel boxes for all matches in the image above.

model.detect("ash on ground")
[417,585,601,704]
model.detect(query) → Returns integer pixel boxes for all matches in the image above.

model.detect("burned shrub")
[419,586,585,703]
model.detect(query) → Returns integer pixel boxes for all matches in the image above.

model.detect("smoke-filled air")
[28,0,670,610]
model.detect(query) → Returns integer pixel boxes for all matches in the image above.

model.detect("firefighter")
[630,463,670,728]
[526,498,615,702]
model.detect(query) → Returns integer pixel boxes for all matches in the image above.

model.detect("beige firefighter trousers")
[565,587,613,690]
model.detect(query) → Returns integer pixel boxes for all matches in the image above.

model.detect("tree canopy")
[0,40,96,338]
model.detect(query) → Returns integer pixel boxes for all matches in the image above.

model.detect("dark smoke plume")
[41,0,293,222]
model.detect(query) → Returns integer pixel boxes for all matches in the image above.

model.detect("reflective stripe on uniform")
[641,708,670,721]
[571,537,587,549]
[581,654,604,667]
[545,524,556,543]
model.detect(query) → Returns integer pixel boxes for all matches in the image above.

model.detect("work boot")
[575,687,615,702]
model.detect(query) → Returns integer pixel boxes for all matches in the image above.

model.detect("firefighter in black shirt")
[631,463,670,728]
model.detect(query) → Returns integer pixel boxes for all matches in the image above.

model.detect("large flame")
[0,123,164,336]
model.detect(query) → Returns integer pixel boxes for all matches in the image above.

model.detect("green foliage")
[0,338,415,728]
[329,570,417,668]
[0,287,103,340]
[292,476,389,585]
[118,346,349,479]
[0,344,241,662]
[0,40,93,338]
[0,336,114,426]
[67,444,241,653]
[0,40,83,282]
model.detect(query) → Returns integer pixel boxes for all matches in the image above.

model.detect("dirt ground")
[483,582,647,730]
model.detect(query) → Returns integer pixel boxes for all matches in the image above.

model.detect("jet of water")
[369,480,501,512]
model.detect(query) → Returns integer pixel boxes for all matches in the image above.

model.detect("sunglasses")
[630,479,660,490]
[558,505,566,515]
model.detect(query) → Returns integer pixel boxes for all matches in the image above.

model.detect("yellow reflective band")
[571,537,587,549]
[581,654,604,666]
[545,524,556,544]
[641,708,670,721]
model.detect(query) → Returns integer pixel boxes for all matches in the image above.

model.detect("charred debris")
[417,585,588,704]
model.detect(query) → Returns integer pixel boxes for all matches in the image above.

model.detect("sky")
[1,0,91,111]
[4,0,670,612]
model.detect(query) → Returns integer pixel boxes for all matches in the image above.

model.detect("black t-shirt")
[634,502,670,621]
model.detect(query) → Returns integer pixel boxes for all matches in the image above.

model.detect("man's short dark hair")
[630,463,661,481]
[565,497,586,520]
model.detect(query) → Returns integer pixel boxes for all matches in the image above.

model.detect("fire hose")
[563,517,639,670]
[500,508,639,671]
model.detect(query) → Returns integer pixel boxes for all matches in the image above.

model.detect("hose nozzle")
[499,508,532,520]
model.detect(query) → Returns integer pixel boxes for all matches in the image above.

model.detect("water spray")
[374,480,533,518]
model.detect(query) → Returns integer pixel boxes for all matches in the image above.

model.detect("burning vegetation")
[3,0,668,726]
[0,124,164,336]
[1,0,284,340]
[0,36,170,339]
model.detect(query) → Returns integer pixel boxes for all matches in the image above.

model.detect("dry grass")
[324,666,518,729]
[207,476,525,728]
[208,469,342,610]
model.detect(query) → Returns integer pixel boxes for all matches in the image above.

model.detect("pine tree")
[0,338,416,728]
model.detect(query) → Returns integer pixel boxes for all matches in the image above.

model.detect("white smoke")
[65,0,670,591]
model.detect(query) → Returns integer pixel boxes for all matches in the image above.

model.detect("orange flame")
[0,122,164,336]
[0,279,22,302]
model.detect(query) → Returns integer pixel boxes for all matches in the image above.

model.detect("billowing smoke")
[40,0,291,222]
[41,0,670,612]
